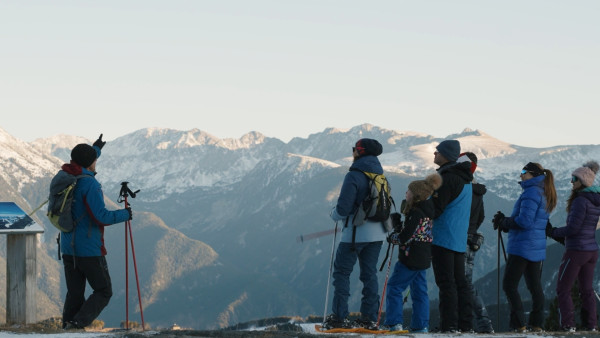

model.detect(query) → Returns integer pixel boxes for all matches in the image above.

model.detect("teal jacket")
[432,161,473,253]
[60,146,130,256]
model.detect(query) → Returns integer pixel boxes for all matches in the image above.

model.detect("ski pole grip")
[120,182,140,199]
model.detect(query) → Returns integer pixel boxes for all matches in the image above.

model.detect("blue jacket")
[330,155,388,243]
[60,146,130,257]
[506,175,549,262]
[432,161,473,253]
[553,186,600,252]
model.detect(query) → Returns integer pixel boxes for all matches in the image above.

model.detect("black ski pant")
[62,255,113,327]
[502,254,544,329]
[431,244,473,332]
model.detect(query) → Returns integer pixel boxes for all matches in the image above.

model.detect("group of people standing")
[325,137,600,333]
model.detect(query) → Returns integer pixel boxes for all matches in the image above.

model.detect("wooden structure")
[1,202,44,324]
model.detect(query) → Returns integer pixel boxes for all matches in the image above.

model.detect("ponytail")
[542,168,557,212]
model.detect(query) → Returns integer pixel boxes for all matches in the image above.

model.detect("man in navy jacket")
[325,138,388,330]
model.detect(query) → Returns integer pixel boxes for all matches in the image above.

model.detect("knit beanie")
[436,140,460,162]
[71,144,97,168]
[572,161,599,187]
[408,173,443,203]
[457,152,478,174]
[355,138,383,157]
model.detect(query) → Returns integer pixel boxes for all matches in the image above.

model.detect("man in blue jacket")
[325,138,388,330]
[431,140,473,333]
[60,135,132,329]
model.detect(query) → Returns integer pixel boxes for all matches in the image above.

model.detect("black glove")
[545,221,554,237]
[126,207,132,220]
[391,212,403,231]
[93,133,106,149]
[387,232,402,245]
[468,233,484,251]
[492,211,505,230]
[553,236,566,246]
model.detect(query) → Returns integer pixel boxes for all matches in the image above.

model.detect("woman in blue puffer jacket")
[493,162,557,332]
[548,161,600,332]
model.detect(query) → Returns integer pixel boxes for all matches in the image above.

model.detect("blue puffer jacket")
[507,175,550,262]
[330,155,388,243]
[553,186,600,252]
[60,146,130,257]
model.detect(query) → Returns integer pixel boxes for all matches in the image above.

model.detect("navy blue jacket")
[331,155,388,243]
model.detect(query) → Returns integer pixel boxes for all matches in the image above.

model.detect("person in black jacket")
[431,140,474,333]
[382,173,442,332]
[458,152,494,333]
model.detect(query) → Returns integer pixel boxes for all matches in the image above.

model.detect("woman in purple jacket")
[548,161,600,332]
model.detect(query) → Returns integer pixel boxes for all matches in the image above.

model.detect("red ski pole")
[125,207,129,329]
[127,213,145,330]
[119,182,145,331]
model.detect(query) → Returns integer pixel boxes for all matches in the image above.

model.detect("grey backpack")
[47,171,90,232]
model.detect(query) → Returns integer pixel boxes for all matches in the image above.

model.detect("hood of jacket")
[349,155,383,174]
[61,162,83,176]
[438,161,474,182]
[579,189,600,207]
[413,197,435,219]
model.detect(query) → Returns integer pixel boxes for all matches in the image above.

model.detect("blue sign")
[0,202,44,234]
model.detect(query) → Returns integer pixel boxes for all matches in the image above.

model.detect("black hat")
[436,140,460,162]
[523,162,544,177]
[355,138,383,157]
[71,144,97,168]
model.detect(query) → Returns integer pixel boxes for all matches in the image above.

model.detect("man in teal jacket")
[60,135,131,329]
[431,140,473,333]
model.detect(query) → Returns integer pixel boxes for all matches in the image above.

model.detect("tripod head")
[118,182,140,203]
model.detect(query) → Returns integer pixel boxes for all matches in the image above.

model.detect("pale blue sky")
[1,1,599,147]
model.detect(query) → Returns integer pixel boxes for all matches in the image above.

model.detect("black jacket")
[468,183,487,235]
[398,198,435,270]
[433,161,474,219]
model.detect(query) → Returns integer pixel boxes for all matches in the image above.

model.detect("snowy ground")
[0,325,598,337]
[0,331,160,337]
[297,323,592,337]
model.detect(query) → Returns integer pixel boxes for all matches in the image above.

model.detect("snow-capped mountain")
[0,127,62,191]
[2,124,600,329]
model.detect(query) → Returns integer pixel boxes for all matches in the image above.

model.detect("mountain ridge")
[1,124,600,329]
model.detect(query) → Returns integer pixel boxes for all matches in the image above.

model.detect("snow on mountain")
[18,124,600,203]
[88,128,286,201]
[0,127,62,191]
[477,144,600,201]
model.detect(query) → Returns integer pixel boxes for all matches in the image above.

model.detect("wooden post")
[1,202,44,325]
[6,234,38,324]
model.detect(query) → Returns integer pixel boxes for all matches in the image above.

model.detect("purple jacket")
[553,187,600,252]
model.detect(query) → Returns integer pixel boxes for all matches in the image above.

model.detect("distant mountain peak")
[445,128,484,139]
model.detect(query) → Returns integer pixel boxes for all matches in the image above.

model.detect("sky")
[1,1,599,147]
